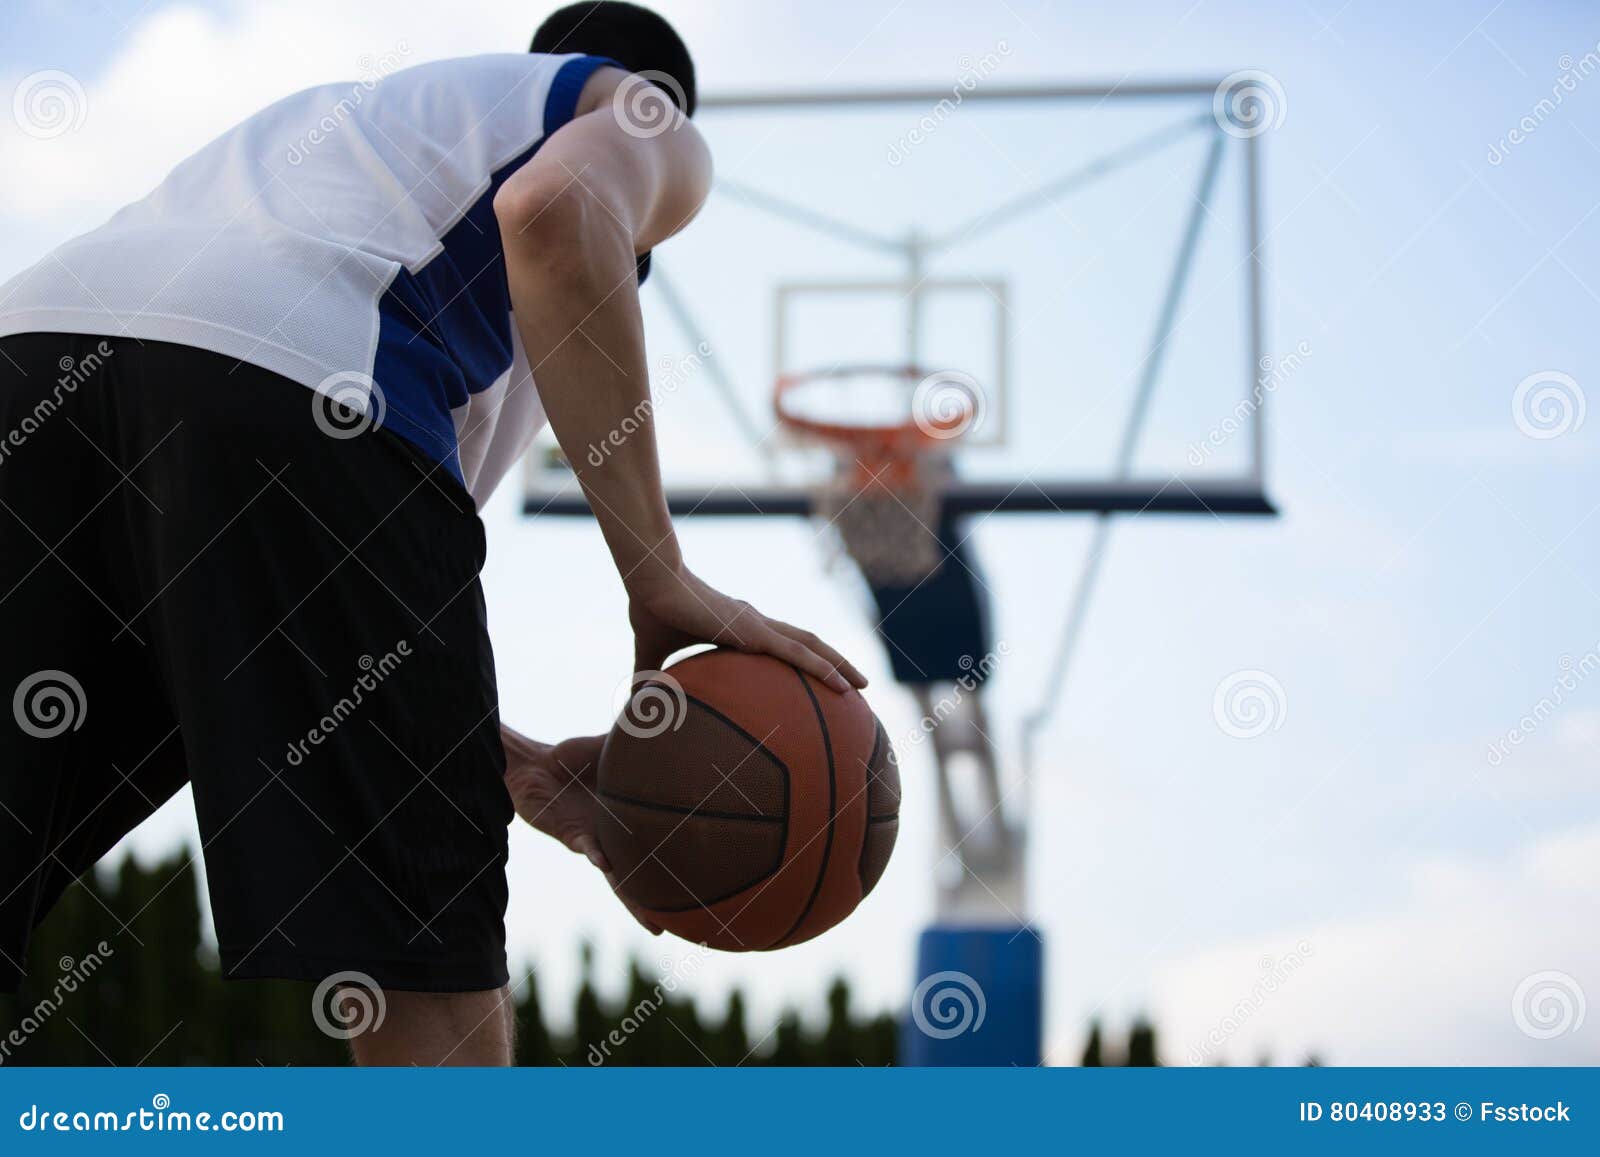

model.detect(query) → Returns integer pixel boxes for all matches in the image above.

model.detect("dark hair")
[531,2,697,117]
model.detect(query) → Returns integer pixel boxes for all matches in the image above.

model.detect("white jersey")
[0,52,620,505]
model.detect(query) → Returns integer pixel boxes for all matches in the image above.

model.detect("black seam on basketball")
[868,815,898,824]
[635,844,787,913]
[673,690,792,897]
[596,788,784,824]
[776,669,835,947]
[603,692,793,919]
[678,691,793,825]
[871,719,901,810]
[600,800,788,913]
[857,723,885,883]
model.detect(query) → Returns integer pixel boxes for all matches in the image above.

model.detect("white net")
[818,463,947,587]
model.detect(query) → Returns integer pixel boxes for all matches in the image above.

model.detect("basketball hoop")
[774,365,979,585]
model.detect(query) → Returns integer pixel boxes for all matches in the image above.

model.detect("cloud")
[0,2,524,237]
[1150,823,1600,1065]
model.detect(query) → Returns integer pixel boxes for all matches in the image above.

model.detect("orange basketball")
[594,649,899,951]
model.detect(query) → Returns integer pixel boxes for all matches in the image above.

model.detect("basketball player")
[0,2,864,1065]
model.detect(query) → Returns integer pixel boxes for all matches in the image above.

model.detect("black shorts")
[0,334,512,993]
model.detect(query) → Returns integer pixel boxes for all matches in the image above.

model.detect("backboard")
[522,77,1276,519]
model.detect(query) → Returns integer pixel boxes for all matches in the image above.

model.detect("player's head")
[532,3,696,285]
[531,2,697,118]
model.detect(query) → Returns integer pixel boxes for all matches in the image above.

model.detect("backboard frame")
[521,76,1275,520]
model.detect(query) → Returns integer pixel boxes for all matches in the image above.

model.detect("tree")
[1126,1017,1159,1067]
[513,968,557,1066]
[1081,1021,1105,1067]
[766,1010,809,1066]
[9,851,1280,1068]
[706,989,750,1064]
[820,977,858,1066]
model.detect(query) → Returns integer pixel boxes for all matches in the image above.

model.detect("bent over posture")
[0,2,863,1065]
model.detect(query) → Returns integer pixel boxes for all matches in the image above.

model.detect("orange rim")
[772,365,972,462]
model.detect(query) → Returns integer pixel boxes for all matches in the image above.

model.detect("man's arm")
[494,70,864,691]
[493,76,707,598]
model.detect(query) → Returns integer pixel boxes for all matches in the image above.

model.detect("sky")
[1,0,1597,1065]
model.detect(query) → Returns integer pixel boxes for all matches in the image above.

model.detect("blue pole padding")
[902,923,1043,1066]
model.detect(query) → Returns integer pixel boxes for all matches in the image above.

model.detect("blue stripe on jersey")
[371,54,622,482]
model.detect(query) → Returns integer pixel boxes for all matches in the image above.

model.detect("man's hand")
[629,566,867,693]
[501,725,661,935]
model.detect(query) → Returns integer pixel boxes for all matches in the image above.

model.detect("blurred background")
[1,0,1596,1065]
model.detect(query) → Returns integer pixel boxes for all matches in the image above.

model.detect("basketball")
[594,649,899,951]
